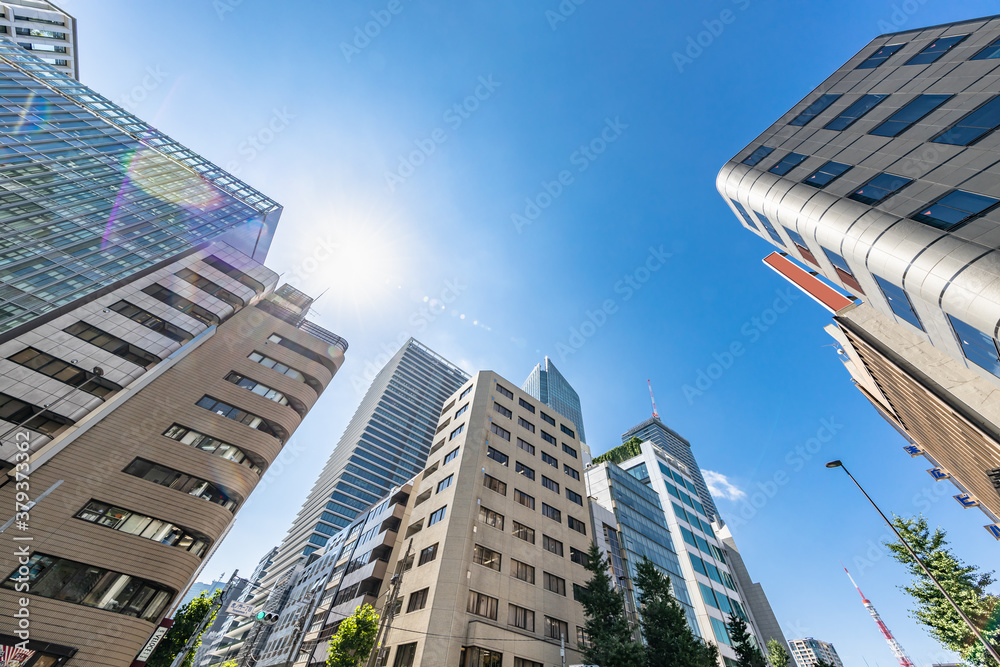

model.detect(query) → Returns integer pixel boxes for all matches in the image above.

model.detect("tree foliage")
[885,516,1000,667]
[578,542,645,667]
[766,638,791,667]
[727,614,766,667]
[147,589,221,667]
[327,604,379,667]
[635,556,719,667]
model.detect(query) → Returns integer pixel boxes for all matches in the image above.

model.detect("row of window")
[477,504,588,565]
[482,472,587,535]
[75,499,210,557]
[857,33,1000,70]
[8,346,122,398]
[494,381,575,436]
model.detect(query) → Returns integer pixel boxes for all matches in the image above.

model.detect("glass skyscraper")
[522,356,586,444]
[0,36,280,334]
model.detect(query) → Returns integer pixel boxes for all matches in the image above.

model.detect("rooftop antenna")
[647,379,659,420]
[843,562,914,667]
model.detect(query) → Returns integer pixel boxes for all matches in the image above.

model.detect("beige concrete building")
[0,243,346,666]
[788,637,844,667]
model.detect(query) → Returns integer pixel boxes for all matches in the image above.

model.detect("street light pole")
[826,459,1000,665]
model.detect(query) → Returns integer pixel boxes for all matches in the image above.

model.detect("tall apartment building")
[788,637,845,667]
[522,356,588,453]
[256,339,468,607]
[716,15,1000,535]
[717,524,788,651]
[588,439,765,662]
[0,35,281,335]
[0,245,347,666]
[2,1,77,79]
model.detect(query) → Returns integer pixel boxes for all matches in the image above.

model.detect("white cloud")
[703,470,746,501]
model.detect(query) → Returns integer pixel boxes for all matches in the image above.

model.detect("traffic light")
[256,611,280,625]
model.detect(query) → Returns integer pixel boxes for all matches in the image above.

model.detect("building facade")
[0,244,346,666]
[717,15,1000,537]
[788,637,845,667]
[2,1,77,79]
[522,356,588,453]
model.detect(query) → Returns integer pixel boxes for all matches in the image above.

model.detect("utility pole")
[560,632,566,667]
[169,570,239,667]
[365,540,412,667]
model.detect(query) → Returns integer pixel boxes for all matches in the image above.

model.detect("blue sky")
[71,1,1000,664]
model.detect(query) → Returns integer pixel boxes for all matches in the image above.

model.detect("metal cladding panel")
[763,252,855,313]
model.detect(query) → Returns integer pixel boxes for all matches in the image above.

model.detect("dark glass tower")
[522,356,586,443]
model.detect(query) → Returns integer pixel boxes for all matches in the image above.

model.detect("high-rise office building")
[523,356,587,451]
[0,244,346,666]
[257,339,468,605]
[2,1,77,79]
[0,35,281,335]
[718,524,789,651]
[717,16,1000,534]
[789,637,845,667]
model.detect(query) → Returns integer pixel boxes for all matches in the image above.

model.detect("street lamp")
[825,460,1000,664]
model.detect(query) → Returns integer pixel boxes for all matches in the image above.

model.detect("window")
[700,582,720,609]
[802,160,851,188]
[418,544,438,565]
[741,145,774,166]
[175,268,244,308]
[64,322,160,368]
[202,255,264,292]
[789,94,841,126]
[511,559,535,584]
[768,152,807,175]
[517,417,535,433]
[513,521,535,543]
[516,437,535,455]
[516,461,535,480]
[576,627,592,650]
[905,34,967,65]
[540,411,556,426]
[248,351,307,383]
[494,402,512,418]
[870,94,951,137]
[449,424,465,440]
[455,403,468,417]
[568,516,587,535]
[428,506,447,526]
[873,275,924,331]
[544,616,568,641]
[949,315,1000,377]
[560,424,575,438]
[8,347,122,398]
[122,458,238,512]
[784,228,818,265]
[162,424,261,474]
[514,489,535,509]
[561,443,577,458]
[490,423,511,441]
[566,489,583,505]
[496,383,514,399]
[142,284,219,326]
[467,590,499,619]
[543,572,566,597]
[518,398,535,413]
[473,544,501,571]
[933,96,1000,146]
[436,475,454,493]
[541,476,559,493]
[856,43,904,68]
[224,372,290,407]
[823,248,865,295]
[509,604,535,631]
[444,447,460,464]
[910,189,999,230]
[110,300,192,342]
[542,535,563,556]
[541,452,558,468]
[392,643,417,667]
[3,553,173,621]
[460,647,502,667]
[824,94,887,130]
[484,474,507,496]
[542,503,561,522]
[406,587,429,612]
[711,617,732,646]
[972,35,1000,60]
[460,385,473,399]
[75,500,209,557]
[479,506,505,530]
[541,430,556,445]
[564,465,580,480]
[570,547,587,566]
[847,172,911,205]
[196,396,277,437]
[486,446,509,467]
[753,211,784,245]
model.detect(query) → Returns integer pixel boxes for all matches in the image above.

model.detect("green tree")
[727,614,766,667]
[327,604,379,667]
[766,638,791,667]
[147,589,221,667]
[885,515,1000,667]
[635,556,718,667]
[578,543,645,667]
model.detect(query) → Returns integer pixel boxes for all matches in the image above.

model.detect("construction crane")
[843,565,915,667]
[647,379,659,420]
